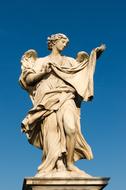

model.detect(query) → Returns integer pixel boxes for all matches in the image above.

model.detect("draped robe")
[19,49,97,172]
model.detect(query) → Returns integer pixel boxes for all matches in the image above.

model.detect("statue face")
[54,38,68,51]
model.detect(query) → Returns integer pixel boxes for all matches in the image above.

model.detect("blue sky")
[0,0,126,189]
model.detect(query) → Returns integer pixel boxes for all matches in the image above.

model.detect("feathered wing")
[19,49,38,104]
[76,51,89,63]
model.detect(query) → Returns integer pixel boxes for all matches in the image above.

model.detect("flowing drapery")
[19,49,97,171]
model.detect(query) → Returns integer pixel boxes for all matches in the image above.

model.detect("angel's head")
[47,33,69,51]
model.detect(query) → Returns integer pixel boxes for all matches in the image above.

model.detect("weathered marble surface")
[19,33,106,175]
[20,33,110,190]
[23,176,110,190]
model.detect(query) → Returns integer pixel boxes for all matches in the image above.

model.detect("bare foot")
[67,163,82,173]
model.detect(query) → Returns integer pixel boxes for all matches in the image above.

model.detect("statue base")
[22,174,110,190]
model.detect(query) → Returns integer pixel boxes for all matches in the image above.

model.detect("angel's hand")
[95,44,106,59]
[45,64,51,73]
[95,44,106,52]
[45,67,51,73]
[99,44,106,51]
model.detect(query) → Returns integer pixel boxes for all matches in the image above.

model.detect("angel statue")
[19,33,106,177]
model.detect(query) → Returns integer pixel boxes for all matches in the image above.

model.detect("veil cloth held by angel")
[19,33,106,174]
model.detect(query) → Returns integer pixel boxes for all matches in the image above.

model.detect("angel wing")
[19,49,38,104]
[76,51,89,63]
[21,49,38,70]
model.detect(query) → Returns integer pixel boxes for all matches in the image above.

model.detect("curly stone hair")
[47,33,69,50]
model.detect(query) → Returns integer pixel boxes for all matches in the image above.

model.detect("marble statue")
[19,33,106,177]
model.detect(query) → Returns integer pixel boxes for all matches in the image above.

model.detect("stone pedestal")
[22,176,110,190]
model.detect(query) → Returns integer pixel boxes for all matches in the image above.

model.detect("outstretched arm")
[94,44,106,59]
